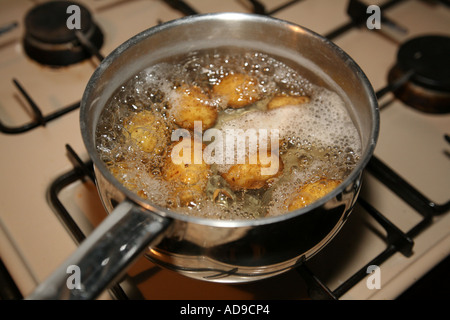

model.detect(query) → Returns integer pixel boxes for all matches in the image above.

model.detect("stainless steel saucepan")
[28,13,379,300]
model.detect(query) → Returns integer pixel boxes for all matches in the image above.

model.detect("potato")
[222,151,283,191]
[267,94,310,110]
[170,85,218,131]
[212,73,261,109]
[162,138,211,207]
[287,178,342,211]
[123,110,170,154]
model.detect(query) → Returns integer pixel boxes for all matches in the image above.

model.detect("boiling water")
[95,49,361,220]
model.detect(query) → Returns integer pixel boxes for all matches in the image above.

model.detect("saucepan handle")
[27,200,171,300]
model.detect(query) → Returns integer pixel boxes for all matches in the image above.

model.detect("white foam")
[96,49,362,220]
[214,86,361,166]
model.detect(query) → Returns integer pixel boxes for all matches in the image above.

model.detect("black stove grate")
[1,0,448,300]
[0,79,81,134]
[0,2,105,135]
[45,0,450,300]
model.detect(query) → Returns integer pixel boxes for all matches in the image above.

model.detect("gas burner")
[23,1,103,67]
[388,35,450,114]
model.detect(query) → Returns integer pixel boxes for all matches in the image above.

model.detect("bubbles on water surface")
[95,49,361,220]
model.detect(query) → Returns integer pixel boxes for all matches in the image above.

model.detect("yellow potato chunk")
[162,138,211,207]
[171,85,218,131]
[287,179,342,211]
[222,152,283,191]
[213,73,260,109]
[123,110,170,154]
[267,95,310,110]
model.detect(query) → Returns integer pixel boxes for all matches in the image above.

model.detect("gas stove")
[0,0,449,300]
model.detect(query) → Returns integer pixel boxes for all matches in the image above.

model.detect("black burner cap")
[23,1,103,66]
[397,35,450,92]
[25,1,93,44]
